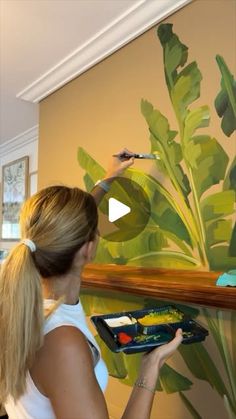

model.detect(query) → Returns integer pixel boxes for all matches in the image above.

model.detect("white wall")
[0,125,38,250]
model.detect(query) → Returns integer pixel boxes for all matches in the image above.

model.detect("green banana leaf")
[231,311,236,382]
[208,245,236,270]
[184,135,229,198]
[157,23,188,90]
[81,290,144,316]
[229,223,236,256]
[121,353,192,394]
[126,251,200,269]
[95,335,127,379]
[78,147,105,181]
[157,24,202,123]
[215,55,236,137]
[205,219,232,247]
[83,173,95,192]
[141,99,191,199]
[171,62,202,123]
[126,168,193,247]
[223,156,236,193]
[179,391,202,419]
[159,363,192,393]
[100,227,167,263]
[183,106,210,142]
[179,342,229,398]
[201,190,235,222]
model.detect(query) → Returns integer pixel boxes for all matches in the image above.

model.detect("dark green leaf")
[159,363,192,393]
[223,157,236,192]
[184,136,229,197]
[215,55,236,137]
[157,23,188,90]
[229,223,236,257]
[231,311,236,381]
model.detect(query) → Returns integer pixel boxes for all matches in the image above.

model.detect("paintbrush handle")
[113,153,160,160]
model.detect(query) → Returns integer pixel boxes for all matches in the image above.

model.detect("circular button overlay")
[97,177,151,242]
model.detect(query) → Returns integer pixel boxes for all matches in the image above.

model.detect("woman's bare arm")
[31,327,182,419]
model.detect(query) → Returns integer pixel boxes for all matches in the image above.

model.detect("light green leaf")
[102,227,167,263]
[83,173,94,192]
[159,364,192,393]
[77,147,105,181]
[127,251,200,269]
[81,289,143,315]
[215,55,236,137]
[179,391,202,419]
[184,106,210,141]
[141,99,191,198]
[206,219,232,247]
[184,136,229,197]
[171,62,202,122]
[201,190,235,222]
[179,342,229,397]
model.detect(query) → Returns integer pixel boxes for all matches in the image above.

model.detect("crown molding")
[17,0,191,103]
[0,125,38,158]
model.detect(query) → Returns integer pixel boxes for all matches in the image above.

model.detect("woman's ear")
[75,238,98,265]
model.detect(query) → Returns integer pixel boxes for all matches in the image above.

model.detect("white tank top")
[5,299,108,419]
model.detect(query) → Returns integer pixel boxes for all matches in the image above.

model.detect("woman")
[0,151,182,419]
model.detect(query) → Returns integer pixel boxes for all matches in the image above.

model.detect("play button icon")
[97,176,151,242]
[108,198,131,222]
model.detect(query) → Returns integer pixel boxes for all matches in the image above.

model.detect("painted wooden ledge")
[82,264,236,310]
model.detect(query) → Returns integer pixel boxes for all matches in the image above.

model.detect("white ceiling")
[0,0,190,145]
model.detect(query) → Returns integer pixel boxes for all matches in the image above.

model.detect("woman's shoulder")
[31,325,94,397]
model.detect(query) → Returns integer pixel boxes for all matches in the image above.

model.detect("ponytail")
[0,242,43,403]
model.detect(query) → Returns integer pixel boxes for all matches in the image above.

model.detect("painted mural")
[81,290,236,419]
[77,23,236,419]
[78,23,236,272]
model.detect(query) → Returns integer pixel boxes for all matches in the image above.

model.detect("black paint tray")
[90,305,208,354]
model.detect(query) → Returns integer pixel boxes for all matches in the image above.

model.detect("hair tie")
[21,239,36,253]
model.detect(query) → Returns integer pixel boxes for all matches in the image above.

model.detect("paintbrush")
[113,152,161,160]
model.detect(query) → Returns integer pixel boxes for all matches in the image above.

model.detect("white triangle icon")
[108,198,131,222]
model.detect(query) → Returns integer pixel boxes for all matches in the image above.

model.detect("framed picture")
[1,156,29,240]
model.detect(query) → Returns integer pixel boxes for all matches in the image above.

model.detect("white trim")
[0,125,38,158]
[17,0,192,103]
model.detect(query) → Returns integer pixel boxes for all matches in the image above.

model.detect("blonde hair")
[0,186,98,403]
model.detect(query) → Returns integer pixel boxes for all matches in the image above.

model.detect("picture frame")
[1,156,29,240]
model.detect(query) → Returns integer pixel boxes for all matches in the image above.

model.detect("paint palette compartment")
[90,305,209,354]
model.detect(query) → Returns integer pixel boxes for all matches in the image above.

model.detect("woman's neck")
[42,270,81,305]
